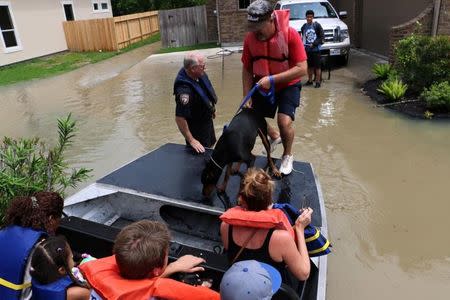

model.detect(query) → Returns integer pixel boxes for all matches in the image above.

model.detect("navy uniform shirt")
[175,81,216,148]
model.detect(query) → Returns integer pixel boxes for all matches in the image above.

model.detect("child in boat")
[30,235,90,300]
[79,220,220,300]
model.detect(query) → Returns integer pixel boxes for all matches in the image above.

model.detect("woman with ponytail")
[220,168,313,283]
[30,235,90,300]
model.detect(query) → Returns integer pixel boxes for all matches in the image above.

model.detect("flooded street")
[1,45,450,299]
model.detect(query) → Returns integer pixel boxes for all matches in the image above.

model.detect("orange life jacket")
[219,206,294,237]
[79,255,220,300]
[247,10,291,78]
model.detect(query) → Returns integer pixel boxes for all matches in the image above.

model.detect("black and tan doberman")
[201,107,281,198]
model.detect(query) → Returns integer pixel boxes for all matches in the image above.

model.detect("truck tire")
[340,53,349,66]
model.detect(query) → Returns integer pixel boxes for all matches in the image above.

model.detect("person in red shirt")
[242,0,307,175]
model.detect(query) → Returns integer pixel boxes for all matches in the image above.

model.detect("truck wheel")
[340,54,349,66]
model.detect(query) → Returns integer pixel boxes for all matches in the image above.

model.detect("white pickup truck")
[275,0,350,64]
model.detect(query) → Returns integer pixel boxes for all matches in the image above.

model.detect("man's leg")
[305,54,313,85]
[278,113,294,156]
[315,67,322,84]
[307,67,314,83]
[313,52,321,88]
[276,84,300,175]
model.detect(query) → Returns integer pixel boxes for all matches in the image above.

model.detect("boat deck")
[97,143,323,227]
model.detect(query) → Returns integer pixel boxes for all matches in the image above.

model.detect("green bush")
[420,81,450,111]
[0,114,92,222]
[377,79,408,101]
[372,63,392,80]
[395,34,450,92]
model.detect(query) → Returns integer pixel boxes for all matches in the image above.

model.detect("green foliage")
[0,114,92,222]
[394,34,450,92]
[112,0,206,16]
[372,63,392,80]
[420,81,450,111]
[377,78,408,101]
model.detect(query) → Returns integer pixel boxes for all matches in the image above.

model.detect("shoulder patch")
[180,94,190,105]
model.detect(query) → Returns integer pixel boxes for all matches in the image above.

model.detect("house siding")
[0,0,112,66]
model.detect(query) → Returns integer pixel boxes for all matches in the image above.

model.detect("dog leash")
[235,75,276,115]
[222,76,275,133]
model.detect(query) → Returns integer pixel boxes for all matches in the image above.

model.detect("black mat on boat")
[98,143,322,227]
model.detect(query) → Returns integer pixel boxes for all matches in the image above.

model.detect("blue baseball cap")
[220,260,282,300]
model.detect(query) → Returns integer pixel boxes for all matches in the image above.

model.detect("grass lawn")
[0,33,161,86]
[0,34,219,86]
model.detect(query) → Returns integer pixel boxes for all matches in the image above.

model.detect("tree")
[112,0,206,16]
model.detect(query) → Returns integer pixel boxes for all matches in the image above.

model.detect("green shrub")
[377,79,408,101]
[420,81,450,111]
[394,34,450,92]
[0,114,92,223]
[372,63,392,80]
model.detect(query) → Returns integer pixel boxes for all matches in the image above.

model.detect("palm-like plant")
[0,114,92,223]
[372,63,392,80]
[377,79,408,102]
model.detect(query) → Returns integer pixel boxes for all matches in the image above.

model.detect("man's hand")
[189,138,205,153]
[257,76,273,90]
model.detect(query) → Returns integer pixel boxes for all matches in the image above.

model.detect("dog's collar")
[210,156,223,170]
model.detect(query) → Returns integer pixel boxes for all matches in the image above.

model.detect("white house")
[0,0,112,66]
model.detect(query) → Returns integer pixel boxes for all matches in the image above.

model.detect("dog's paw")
[271,168,282,179]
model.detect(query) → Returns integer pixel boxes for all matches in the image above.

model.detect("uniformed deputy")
[173,52,218,154]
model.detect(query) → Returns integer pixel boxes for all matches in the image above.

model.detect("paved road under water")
[1,44,449,299]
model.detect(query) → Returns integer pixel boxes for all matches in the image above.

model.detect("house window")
[0,2,21,53]
[63,4,75,21]
[238,0,251,10]
[92,0,109,12]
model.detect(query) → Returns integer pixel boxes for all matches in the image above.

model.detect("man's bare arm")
[258,61,307,89]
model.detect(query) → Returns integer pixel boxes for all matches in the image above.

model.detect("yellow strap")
[308,239,330,255]
[305,228,320,243]
[0,277,31,291]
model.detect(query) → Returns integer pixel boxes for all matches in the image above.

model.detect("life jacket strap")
[0,277,31,290]
[252,54,289,62]
[305,227,321,242]
[308,240,331,255]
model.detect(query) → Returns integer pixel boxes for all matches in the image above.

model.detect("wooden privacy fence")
[159,6,208,48]
[63,11,159,52]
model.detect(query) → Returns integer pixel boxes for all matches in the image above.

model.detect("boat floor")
[97,143,322,227]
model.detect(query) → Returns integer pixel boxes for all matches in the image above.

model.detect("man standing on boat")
[241,0,307,175]
[174,52,218,154]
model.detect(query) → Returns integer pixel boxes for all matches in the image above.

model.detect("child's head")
[113,220,170,279]
[239,168,274,211]
[30,235,75,284]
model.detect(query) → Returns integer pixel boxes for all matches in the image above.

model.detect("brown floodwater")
[1,45,449,299]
